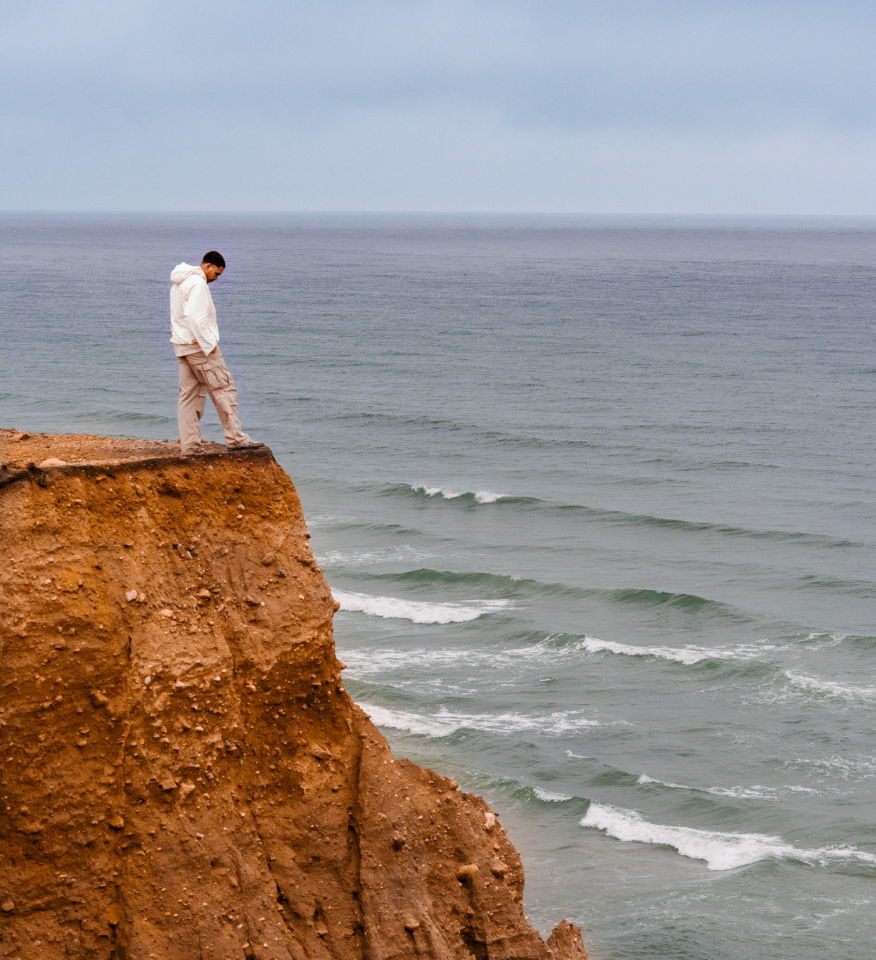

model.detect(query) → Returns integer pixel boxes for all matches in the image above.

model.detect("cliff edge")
[0,430,588,960]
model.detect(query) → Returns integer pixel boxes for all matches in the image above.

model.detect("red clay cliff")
[0,430,588,960]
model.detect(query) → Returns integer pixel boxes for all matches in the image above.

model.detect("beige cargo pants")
[177,347,251,454]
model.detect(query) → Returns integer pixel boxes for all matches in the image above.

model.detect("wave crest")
[410,484,509,504]
[637,773,818,801]
[785,672,876,702]
[581,803,876,871]
[581,637,759,666]
[533,787,574,802]
[332,590,513,624]
[376,484,862,549]
[361,703,600,738]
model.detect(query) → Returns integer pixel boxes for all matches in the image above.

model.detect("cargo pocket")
[204,363,232,391]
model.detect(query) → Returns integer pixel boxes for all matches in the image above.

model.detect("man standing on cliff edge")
[169,251,263,456]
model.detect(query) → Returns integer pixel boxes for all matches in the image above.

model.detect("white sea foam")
[801,631,849,648]
[638,773,817,801]
[708,785,811,801]
[338,633,757,675]
[533,787,574,802]
[360,704,460,738]
[361,703,599,738]
[708,785,780,800]
[339,642,553,678]
[793,755,876,781]
[785,671,876,702]
[305,513,344,526]
[564,751,592,760]
[333,590,513,624]
[581,803,876,871]
[580,637,744,665]
[321,546,434,568]
[340,647,475,677]
[638,773,692,790]
[415,485,464,499]
[411,485,506,504]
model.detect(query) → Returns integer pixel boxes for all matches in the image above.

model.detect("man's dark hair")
[202,251,226,269]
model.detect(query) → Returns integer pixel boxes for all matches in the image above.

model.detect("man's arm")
[184,281,219,355]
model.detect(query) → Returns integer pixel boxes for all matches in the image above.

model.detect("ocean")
[2,214,875,959]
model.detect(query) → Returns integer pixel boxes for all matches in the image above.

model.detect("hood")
[170,262,205,285]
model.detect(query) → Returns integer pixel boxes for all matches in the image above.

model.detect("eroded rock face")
[0,431,588,960]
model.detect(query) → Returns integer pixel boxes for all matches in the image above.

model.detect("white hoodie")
[169,263,219,356]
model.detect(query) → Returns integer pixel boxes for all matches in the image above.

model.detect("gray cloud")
[3,1,876,211]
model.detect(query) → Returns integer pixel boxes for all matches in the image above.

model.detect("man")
[169,251,263,455]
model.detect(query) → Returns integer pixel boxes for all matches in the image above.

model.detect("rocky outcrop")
[0,430,588,960]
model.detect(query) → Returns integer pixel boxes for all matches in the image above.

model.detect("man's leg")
[197,348,252,448]
[178,357,207,454]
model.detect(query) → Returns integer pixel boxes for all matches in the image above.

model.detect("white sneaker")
[226,441,265,451]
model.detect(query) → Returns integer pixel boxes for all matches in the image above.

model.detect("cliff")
[0,430,588,960]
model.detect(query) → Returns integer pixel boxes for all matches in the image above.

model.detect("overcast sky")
[3,0,876,213]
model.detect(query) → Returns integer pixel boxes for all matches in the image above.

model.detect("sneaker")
[226,441,265,451]
[183,446,207,455]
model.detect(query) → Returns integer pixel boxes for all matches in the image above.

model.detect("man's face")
[202,263,224,283]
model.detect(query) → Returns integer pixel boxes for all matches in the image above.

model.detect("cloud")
[2,1,876,211]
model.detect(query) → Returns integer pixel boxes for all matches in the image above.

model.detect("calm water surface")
[2,214,875,959]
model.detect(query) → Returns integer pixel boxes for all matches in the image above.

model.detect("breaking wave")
[332,590,514,624]
[784,672,876,702]
[386,483,520,505]
[533,787,574,802]
[337,633,762,679]
[581,803,876,872]
[349,568,746,620]
[378,484,863,549]
[361,703,600,738]
[580,636,760,666]
[637,774,818,801]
